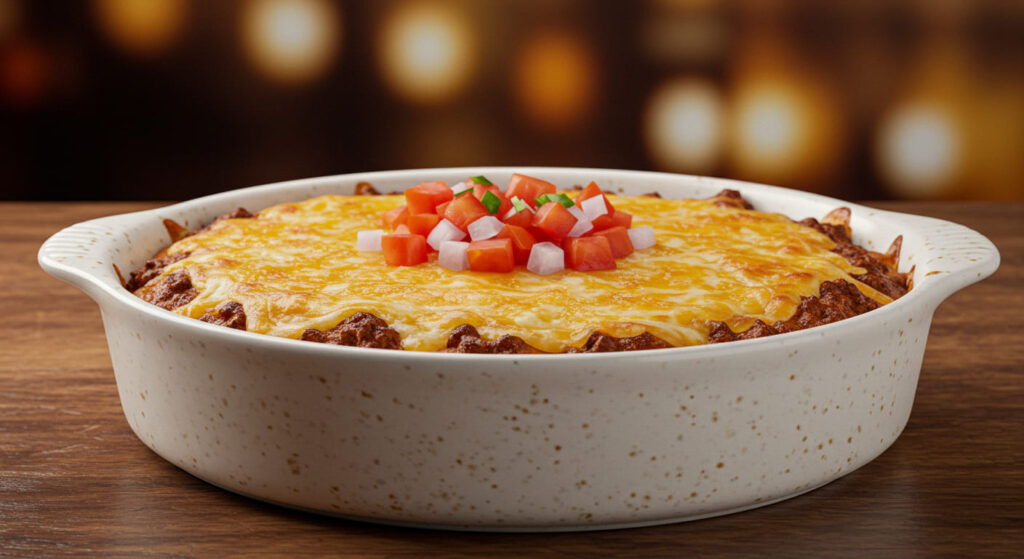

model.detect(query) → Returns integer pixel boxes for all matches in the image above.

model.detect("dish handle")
[895,212,1000,302]
[38,215,131,303]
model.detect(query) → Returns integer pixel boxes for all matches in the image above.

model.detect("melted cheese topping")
[145,194,891,352]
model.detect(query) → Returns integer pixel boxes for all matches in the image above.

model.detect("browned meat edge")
[300,312,402,350]
[798,217,909,299]
[126,251,189,292]
[442,324,543,354]
[565,331,673,353]
[707,279,880,343]
[355,182,380,195]
[136,269,197,311]
[199,301,247,330]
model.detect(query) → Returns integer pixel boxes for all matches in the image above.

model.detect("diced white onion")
[628,226,656,250]
[356,229,384,252]
[565,206,593,238]
[527,242,565,275]
[439,241,470,271]
[426,219,466,250]
[580,195,608,221]
[468,216,504,241]
[450,181,468,194]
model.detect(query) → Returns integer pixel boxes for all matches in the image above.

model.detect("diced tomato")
[381,233,428,266]
[589,226,634,258]
[435,200,451,216]
[466,238,515,273]
[444,194,489,231]
[472,183,499,199]
[394,223,411,234]
[496,225,536,265]
[506,174,557,208]
[531,202,577,240]
[502,207,533,228]
[609,210,632,229]
[565,236,616,271]
[407,213,441,237]
[590,213,615,230]
[381,205,408,230]
[576,181,615,215]
[405,181,453,215]
[529,227,553,244]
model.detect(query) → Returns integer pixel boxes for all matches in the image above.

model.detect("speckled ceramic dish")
[38,168,999,531]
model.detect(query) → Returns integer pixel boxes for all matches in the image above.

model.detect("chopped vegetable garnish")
[405,181,453,215]
[445,194,489,230]
[374,174,654,273]
[532,202,578,240]
[382,233,428,266]
[407,213,441,237]
[426,218,467,250]
[565,206,594,238]
[591,226,634,258]
[565,236,616,271]
[576,182,614,215]
[496,224,536,264]
[467,238,515,273]
[381,205,409,230]
[627,226,656,250]
[506,174,557,209]
[526,242,564,275]
[356,229,384,252]
[535,193,574,208]
[480,190,502,214]
[438,241,470,271]
[609,211,633,229]
[580,195,609,221]
[502,203,534,228]
[468,216,504,241]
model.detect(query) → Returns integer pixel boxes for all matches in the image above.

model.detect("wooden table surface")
[2,201,1021,557]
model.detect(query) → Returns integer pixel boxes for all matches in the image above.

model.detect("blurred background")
[1,0,1021,201]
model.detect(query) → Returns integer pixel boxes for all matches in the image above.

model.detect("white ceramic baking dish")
[38,168,999,531]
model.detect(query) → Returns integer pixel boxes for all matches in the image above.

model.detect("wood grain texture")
[2,201,1022,558]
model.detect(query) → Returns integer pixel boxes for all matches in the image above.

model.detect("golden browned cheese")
[134,194,891,352]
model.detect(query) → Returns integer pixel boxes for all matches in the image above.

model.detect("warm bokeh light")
[878,43,1024,200]
[93,0,188,56]
[513,29,598,133]
[730,39,846,190]
[377,1,475,105]
[241,0,341,85]
[877,103,962,199]
[3,2,1022,202]
[644,77,724,173]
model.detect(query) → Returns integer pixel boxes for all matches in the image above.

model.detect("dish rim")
[38,166,1001,363]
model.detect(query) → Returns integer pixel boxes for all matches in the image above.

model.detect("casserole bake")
[123,181,908,353]
[38,168,999,530]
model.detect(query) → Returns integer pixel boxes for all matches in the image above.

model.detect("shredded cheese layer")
[142,194,890,352]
